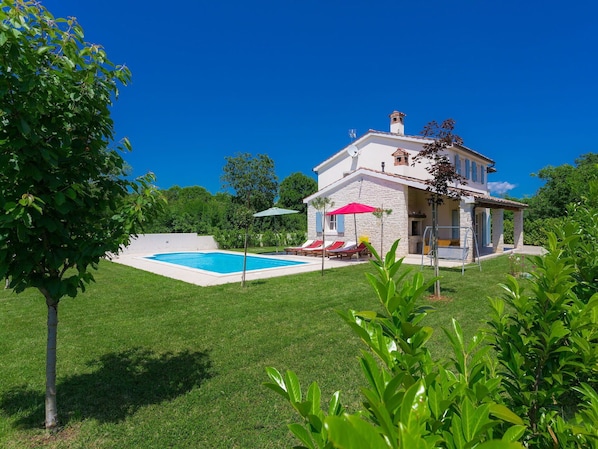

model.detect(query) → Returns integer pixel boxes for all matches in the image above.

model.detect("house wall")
[317,135,490,195]
[317,136,429,189]
[307,176,409,256]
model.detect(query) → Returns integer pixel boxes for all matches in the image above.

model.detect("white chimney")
[389,110,406,135]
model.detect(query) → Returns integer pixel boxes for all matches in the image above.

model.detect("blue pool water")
[145,251,307,274]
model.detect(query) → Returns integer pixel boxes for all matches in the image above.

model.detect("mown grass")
[0,253,528,448]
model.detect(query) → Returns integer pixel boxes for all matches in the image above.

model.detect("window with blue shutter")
[315,212,322,233]
[472,161,478,182]
[454,154,461,175]
[337,214,345,233]
[465,159,471,179]
[480,165,485,184]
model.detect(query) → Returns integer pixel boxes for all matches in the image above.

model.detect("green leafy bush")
[265,241,525,448]
[487,188,598,447]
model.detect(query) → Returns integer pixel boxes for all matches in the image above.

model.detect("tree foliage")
[412,119,467,297]
[221,152,278,212]
[278,172,317,213]
[0,0,161,429]
[526,153,598,220]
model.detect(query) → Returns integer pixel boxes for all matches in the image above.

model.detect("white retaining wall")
[118,233,218,255]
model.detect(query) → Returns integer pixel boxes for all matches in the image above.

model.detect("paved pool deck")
[111,250,371,287]
[112,245,546,287]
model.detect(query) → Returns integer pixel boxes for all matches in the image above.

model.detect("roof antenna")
[348,129,357,141]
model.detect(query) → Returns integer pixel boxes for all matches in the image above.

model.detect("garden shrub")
[265,241,525,448]
[488,189,598,448]
[266,192,598,447]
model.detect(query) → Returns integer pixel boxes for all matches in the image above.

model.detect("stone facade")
[307,174,408,256]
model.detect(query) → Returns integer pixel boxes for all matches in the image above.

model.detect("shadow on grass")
[0,347,213,429]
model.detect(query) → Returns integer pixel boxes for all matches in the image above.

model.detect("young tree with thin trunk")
[221,153,278,287]
[413,119,466,297]
[310,197,334,276]
[0,1,161,430]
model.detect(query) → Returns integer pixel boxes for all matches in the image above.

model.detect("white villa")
[304,110,527,261]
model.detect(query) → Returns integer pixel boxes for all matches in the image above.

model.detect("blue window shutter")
[465,159,470,179]
[481,165,485,184]
[486,212,492,246]
[454,154,461,175]
[315,212,322,233]
[472,162,478,182]
[337,214,345,232]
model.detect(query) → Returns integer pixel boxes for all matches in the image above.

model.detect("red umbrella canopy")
[327,202,377,215]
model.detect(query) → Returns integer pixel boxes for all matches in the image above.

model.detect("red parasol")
[327,202,376,244]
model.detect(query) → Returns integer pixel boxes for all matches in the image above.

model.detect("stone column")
[492,209,504,253]
[460,198,475,262]
[513,209,524,250]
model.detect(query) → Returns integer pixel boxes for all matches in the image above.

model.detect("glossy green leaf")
[489,404,524,426]
[325,415,390,449]
[288,423,315,449]
[285,370,302,403]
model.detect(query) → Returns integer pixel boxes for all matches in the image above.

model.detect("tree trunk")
[321,216,326,276]
[241,229,249,287]
[42,290,59,430]
[432,201,440,297]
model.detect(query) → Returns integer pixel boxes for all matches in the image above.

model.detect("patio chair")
[328,242,371,259]
[284,240,321,255]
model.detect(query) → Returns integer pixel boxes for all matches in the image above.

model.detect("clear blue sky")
[44,0,597,199]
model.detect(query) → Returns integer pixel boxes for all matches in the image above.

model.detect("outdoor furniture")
[284,240,321,255]
[328,242,371,259]
[297,240,337,256]
[309,240,346,256]
[326,241,356,257]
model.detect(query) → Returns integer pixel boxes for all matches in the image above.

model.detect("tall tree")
[278,172,317,231]
[221,153,278,213]
[222,153,277,286]
[412,119,467,297]
[278,172,318,213]
[0,1,161,429]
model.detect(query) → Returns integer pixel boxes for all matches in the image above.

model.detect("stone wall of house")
[307,175,409,257]
[117,233,218,256]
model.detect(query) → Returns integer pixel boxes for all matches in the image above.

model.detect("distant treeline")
[503,153,598,245]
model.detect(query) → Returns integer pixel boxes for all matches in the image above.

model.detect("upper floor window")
[465,159,471,179]
[480,165,485,184]
[454,154,461,175]
[392,148,409,166]
[472,161,478,182]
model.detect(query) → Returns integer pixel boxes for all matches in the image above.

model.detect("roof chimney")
[389,111,406,135]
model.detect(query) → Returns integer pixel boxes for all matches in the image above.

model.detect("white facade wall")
[117,233,218,255]
[316,135,490,195]
[307,176,409,256]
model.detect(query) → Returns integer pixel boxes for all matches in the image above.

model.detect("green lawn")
[0,254,524,448]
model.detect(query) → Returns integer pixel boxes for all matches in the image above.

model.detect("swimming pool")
[144,251,307,274]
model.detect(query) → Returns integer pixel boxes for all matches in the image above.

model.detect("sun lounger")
[308,240,346,256]
[326,241,356,257]
[297,240,337,256]
[328,242,371,259]
[285,240,321,255]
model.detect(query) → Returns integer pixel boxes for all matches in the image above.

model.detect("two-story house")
[304,110,527,260]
